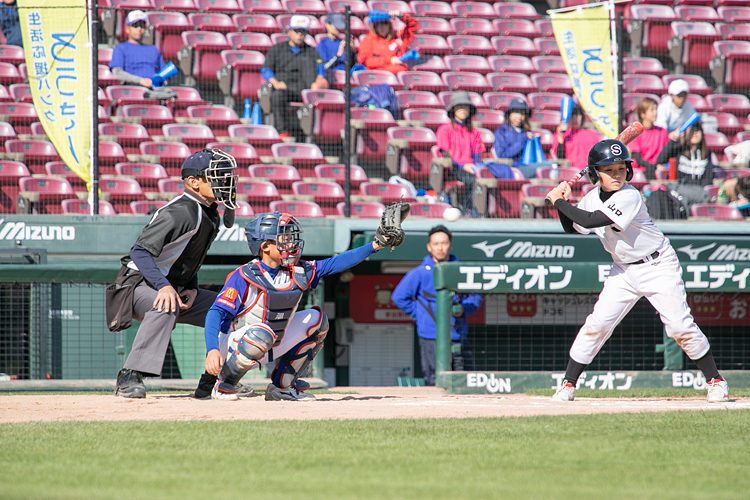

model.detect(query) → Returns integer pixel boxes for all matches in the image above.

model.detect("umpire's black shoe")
[193,373,217,400]
[115,369,146,398]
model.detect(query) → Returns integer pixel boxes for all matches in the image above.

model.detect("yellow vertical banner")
[18,1,91,186]
[551,6,618,139]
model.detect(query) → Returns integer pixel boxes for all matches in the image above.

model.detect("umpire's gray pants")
[123,281,218,376]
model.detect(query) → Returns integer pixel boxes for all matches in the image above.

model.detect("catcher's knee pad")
[219,324,277,386]
[272,312,328,389]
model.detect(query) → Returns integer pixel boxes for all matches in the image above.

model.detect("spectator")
[261,15,328,139]
[0,0,21,47]
[391,225,482,386]
[551,105,600,169]
[655,120,714,206]
[317,13,353,82]
[655,79,696,141]
[724,175,750,216]
[109,10,166,88]
[111,150,239,398]
[629,97,669,179]
[358,10,417,75]
[493,98,556,179]
[435,91,482,217]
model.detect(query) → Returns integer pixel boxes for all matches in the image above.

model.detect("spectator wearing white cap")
[655,79,696,141]
[109,10,166,88]
[261,15,328,138]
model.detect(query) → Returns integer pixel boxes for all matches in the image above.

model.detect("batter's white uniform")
[568,184,710,364]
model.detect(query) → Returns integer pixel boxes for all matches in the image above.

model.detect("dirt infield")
[2,388,749,422]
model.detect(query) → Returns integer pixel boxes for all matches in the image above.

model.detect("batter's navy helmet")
[587,139,634,184]
[245,212,304,266]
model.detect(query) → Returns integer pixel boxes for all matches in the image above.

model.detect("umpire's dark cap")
[181,151,212,179]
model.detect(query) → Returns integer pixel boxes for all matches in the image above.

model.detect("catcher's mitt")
[375,201,410,251]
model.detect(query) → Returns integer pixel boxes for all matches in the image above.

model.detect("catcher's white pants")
[569,242,710,365]
[218,308,323,367]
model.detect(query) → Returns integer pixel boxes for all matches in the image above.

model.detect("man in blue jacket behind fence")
[391,225,482,385]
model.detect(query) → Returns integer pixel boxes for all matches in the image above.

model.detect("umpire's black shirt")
[121,193,221,289]
[263,42,321,93]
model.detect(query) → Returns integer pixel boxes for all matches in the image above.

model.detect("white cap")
[668,79,689,96]
[126,10,148,25]
[288,15,310,31]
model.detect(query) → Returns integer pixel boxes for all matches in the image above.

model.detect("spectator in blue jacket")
[0,0,21,47]
[109,10,166,88]
[317,13,354,86]
[493,99,555,179]
[391,225,482,386]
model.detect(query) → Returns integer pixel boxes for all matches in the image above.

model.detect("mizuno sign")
[0,220,75,241]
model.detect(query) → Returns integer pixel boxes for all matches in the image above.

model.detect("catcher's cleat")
[265,383,315,401]
[235,382,256,398]
[211,381,239,401]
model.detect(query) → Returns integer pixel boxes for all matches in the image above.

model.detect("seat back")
[531,56,566,74]
[449,18,493,37]
[446,35,493,56]
[227,32,273,51]
[444,55,492,74]
[268,200,325,218]
[61,199,118,215]
[410,34,451,56]
[337,200,385,218]
[491,36,536,56]
[130,200,169,214]
[409,202,452,218]
[442,72,490,92]
[690,203,745,220]
[187,13,235,32]
[483,91,527,111]
[495,2,540,19]
[359,181,416,202]
[453,1,496,19]
[352,70,398,87]
[206,142,259,164]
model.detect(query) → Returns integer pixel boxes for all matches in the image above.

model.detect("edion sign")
[0,220,75,241]
[466,373,511,393]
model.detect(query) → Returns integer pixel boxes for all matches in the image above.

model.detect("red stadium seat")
[99,123,151,155]
[675,5,720,22]
[670,22,721,73]
[395,90,442,109]
[155,0,199,12]
[690,203,745,220]
[232,14,277,35]
[269,200,325,218]
[706,94,750,116]
[411,1,452,18]
[0,160,29,212]
[663,74,713,97]
[98,65,119,88]
[711,40,750,92]
[350,107,397,162]
[291,180,344,215]
[235,179,281,211]
[139,141,191,175]
[218,49,265,103]
[488,55,535,76]
[314,163,369,188]
[118,104,175,136]
[716,23,750,42]
[487,72,535,93]
[398,71,448,92]
[453,2,495,19]
[337,200,384,218]
[218,200,255,217]
[704,131,730,154]
[248,164,301,193]
[45,161,86,191]
[205,142,259,165]
[410,34,451,57]
[29,122,46,138]
[0,45,24,65]
[630,5,678,56]
[408,54,448,74]
[19,176,76,214]
[299,89,346,144]
[450,18,494,38]
[283,0,326,15]
[100,177,145,207]
[158,87,204,119]
[442,72,491,93]
[535,19,554,37]
[0,102,37,135]
[240,0,285,14]
[187,12,235,34]
[157,178,185,196]
[197,0,242,13]
[706,112,743,136]
[6,139,60,173]
[414,17,453,37]
[326,0,368,16]
[532,56,566,74]
[527,92,571,111]
[106,85,159,108]
[162,123,215,152]
[444,55,492,75]
[473,109,505,131]
[446,35,493,57]
[367,1,410,14]
[534,38,560,56]
[98,141,128,169]
[493,19,540,39]
[0,84,12,103]
[529,110,562,131]
[0,120,15,147]
[226,33,273,54]
[685,93,711,113]
[352,70,398,87]
[115,162,169,191]
[531,73,573,94]
[228,124,281,156]
[179,31,231,85]
[718,5,750,21]
[536,166,583,183]
[491,36,537,58]
[437,91,487,109]
[271,143,325,174]
[386,126,437,181]
[130,200,169,214]
[61,199,118,216]
[186,105,241,135]
[409,202,452,218]
[494,2,541,20]
[623,57,668,77]
[482,92,526,111]
[359,181,416,204]
[624,74,666,94]
[622,93,660,113]
[403,108,449,131]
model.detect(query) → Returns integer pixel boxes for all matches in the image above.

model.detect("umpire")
[111,149,237,398]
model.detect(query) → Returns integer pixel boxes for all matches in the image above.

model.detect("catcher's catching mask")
[245,212,305,266]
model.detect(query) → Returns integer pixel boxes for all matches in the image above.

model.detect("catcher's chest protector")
[236,261,313,345]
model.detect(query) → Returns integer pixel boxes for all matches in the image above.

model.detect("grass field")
[1,409,749,500]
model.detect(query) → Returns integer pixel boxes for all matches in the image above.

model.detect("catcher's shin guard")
[219,324,276,386]
[271,312,329,389]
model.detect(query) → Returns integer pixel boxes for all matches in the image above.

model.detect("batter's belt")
[626,250,660,266]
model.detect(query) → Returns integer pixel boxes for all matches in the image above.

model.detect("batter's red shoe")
[551,380,576,402]
[706,377,729,403]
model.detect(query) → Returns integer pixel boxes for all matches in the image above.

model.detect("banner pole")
[608,0,620,135]
[617,11,625,134]
[89,0,99,215]
[343,6,351,217]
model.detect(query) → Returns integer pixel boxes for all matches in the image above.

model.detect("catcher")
[195,204,409,401]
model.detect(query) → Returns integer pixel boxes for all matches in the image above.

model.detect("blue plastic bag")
[521,138,535,166]
[351,84,400,119]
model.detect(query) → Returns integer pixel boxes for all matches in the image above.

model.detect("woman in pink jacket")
[551,105,600,168]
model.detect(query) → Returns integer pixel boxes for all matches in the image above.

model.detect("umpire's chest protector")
[235,261,314,345]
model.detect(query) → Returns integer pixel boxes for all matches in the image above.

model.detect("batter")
[545,139,729,403]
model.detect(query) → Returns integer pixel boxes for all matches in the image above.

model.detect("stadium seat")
[403,108,449,130]
[5,139,60,173]
[226,33,272,54]
[704,131,730,155]
[446,35,493,57]
[271,143,325,175]
[139,141,191,175]
[61,199,118,216]
[488,55,535,76]
[130,200,168,215]
[228,124,281,156]
[398,71,448,93]
[100,177,145,208]
[623,57,668,77]
[155,0,200,12]
[690,203,745,220]
[670,22,721,73]
[187,12,235,34]
[410,34,451,57]
[163,86,206,117]
[483,92,526,111]
[716,23,750,42]
[534,38,560,57]
[0,121,15,147]
[336,200,384,218]
[409,202,452,218]
[450,18,494,38]
[235,179,281,212]
[106,85,159,108]
[231,14,276,35]
[326,0,369,17]
[269,200,325,218]
[359,181,416,204]
[527,92,570,111]
[442,72,491,93]
[157,178,185,197]
[291,180,344,215]
[29,122,46,138]
[685,93,711,113]
[531,56,566,74]
[248,164,301,193]
[276,15,323,35]
[0,160,29,212]
[535,19,554,37]
[0,45,24,65]
[491,36,537,58]
[494,2,541,20]
[395,90,442,109]
[0,85,12,103]
[18,176,77,214]
[98,141,129,170]
[197,0,242,13]
[487,72,535,93]
[240,0,285,14]
[218,200,255,217]
[629,5,678,57]
[531,73,573,94]
[186,105,241,136]
[718,5,750,22]
[493,19,540,39]
[622,93,660,113]
[385,126,437,181]
[350,107,397,162]
[711,40,750,93]
[452,2,495,19]
[0,102,37,135]
[535,166,583,183]
[298,89,346,144]
[624,74,666,94]
[367,1,410,14]
[414,17,453,37]
[314,163,368,188]
[118,104,175,137]
[664,74,714,97]
[411,1,451,18]
[352,70,398,88]
[473,109,505,130]
[437,91,487,109]
[162,123,215,153]
[283,0,326,15]
[179,31,231,85]
[205,142,259,165]
[44,161,86,191]
[98,65,119,88]
[529,110,562,131]
[115,162,169,191]
[675,5,720,22]
[706,112,743,136]
[99,123,151,155]
[145,12,191,62]
[444,55,492,75]
[706,94,750,116]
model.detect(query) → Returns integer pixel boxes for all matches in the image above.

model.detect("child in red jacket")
[358,10,417,75]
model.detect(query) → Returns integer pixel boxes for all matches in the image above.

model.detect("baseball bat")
[678,111,700,134]
[544,122,644,206]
